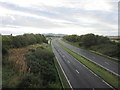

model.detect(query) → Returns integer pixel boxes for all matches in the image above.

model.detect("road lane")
[52,39,113,89]
[58,39,119,76]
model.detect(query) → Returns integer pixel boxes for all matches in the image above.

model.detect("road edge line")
[55,56,73,89]
[51,42,73,89]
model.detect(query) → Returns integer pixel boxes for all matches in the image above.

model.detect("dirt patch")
[8,48,29,74]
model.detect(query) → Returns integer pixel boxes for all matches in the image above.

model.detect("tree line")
[2,33,48,55]
[63,33,120,59]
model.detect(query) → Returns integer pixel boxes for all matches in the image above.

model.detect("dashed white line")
[76,70,79,74]
[92,56,95,59]
[105,62,109,65]
[68,61,70,63]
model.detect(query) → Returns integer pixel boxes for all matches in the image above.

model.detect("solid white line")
[76,70,79,74]
[52,44,73,89]
[55,56,73,89]
[102,80,113,89]
[89,70,98,77]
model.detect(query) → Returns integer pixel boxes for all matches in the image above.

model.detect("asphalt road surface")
[58,39,119,77]
[52,39,113,89]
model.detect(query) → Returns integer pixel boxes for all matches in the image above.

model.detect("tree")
[80,34,97,47]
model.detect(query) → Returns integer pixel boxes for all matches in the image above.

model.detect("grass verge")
[57,40,120,89]
[62,39,119,63]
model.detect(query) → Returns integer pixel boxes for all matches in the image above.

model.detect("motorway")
[52,39,113,89]
[58,39,120,76]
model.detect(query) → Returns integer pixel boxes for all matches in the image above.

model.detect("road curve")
[52,39,113,89]
[58,39,120,76]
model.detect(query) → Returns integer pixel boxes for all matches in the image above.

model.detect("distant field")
[107,36,120,39]
[107,36,120,43]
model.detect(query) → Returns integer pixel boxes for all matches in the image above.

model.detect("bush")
[23,47,59,88]
[90,44,119,58]
[18,74,43,88]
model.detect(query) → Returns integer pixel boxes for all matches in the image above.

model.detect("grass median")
[62,39,119,63]
[57,40,120,89]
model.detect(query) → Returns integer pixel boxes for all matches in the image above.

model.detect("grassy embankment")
[2,43,62,88]
[57,40,120,89]
[62,39,119,63]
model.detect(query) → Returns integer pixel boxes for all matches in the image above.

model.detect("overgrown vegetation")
[2,34,62,88]
[63,33,120,61]
[18,46,62,88]
[2,48,28,88]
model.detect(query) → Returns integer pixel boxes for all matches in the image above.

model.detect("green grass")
[62,39,119,63]
[54,58,70,88]
[57,40,120,89]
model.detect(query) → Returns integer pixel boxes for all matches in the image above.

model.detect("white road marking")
[92,56,95,59]
[102,80,113,89]
[76,70,79,74]
[54,55,73,89]
[62,55,65,57]
[68,61,70,63]
[89,70,98,77]
[105,62,109,65]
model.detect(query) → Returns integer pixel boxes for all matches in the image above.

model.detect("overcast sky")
[0,0,119,36]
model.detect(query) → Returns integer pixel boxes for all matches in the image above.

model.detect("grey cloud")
[1,15,64,28]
